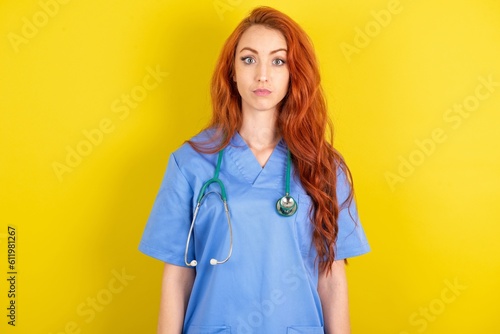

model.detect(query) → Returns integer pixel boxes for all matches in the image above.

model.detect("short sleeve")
[334,168,370,260]
[138,153,194,267]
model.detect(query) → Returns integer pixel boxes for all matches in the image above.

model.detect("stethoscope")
[184,148,297,267]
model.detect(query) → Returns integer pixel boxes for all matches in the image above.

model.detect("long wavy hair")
[189,6,354,274]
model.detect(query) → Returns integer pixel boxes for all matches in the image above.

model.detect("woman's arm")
[318,260,351,334]
[157,263,195,334]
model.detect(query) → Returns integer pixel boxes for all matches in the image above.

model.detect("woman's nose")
[257,63,269,82]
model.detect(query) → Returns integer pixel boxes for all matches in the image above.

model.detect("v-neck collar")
[226,132,287,189]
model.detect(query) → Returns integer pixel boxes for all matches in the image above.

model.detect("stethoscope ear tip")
[210,258,218,266]
[189,260,198,267]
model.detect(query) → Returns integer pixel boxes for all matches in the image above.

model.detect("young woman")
[139,6,369,334]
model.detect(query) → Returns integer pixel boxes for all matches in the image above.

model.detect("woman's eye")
[273,59,286,66]
[241,57,255,64]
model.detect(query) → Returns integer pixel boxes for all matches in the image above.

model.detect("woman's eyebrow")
[239,47,288,54]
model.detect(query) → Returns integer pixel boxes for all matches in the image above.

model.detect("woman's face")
[234,25,289,115]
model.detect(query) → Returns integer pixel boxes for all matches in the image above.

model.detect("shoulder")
[334,158,354,207]
[172,129,214,159]
[170,129,220,177]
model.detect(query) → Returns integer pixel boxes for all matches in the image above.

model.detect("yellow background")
[1,0,499,333]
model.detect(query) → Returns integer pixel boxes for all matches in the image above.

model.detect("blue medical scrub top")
[139,131,370,334]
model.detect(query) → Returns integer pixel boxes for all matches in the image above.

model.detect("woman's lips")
[254,89,271,96]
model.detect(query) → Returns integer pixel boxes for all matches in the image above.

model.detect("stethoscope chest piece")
[276,195,297,216]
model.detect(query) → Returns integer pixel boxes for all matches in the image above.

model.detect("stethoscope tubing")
[184,190,233,267]
[185,150,232,267]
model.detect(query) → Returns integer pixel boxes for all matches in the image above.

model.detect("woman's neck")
[239,108,280,166]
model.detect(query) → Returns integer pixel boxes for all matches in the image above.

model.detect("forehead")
[236,25,287,51]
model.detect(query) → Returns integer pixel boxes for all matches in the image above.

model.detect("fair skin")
[319,260,352,334]
[157,25,350,334]
[157,264,194,334]
[234,25,289,165]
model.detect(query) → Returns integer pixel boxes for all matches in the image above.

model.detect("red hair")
[189,6,354,274]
